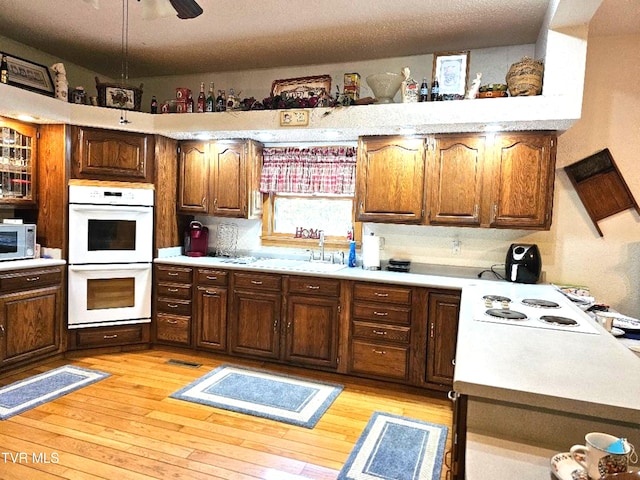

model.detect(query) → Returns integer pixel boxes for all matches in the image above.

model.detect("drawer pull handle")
[372,329,387,335]
[167,272,179,276]
[374,292,389,297]
[306,285,320,290]
[26,276,40,282]
[103,334,118,339]
[206,275,218,280]
[373,311,388,316]
[372,349,386,355]
[251,280,263,285]
[167,288,179,293]
[167,303,179,308]
[0,325,4,337]
[167,319,178,325]
[204,290,219,297]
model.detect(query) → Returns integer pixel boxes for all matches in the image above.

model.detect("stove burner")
[486,308,527,320]
[521,298,560,309]
[483,295,511,303]
[538,315,579,326]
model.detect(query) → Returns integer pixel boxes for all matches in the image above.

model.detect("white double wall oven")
[68,184,154,329]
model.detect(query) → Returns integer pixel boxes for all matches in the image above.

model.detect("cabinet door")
[285,295,339,368]
[195,286,227,351]
[0,286,61,367]
[426,291,460,387]
[356,136,426,223]
[229,289,281,359]
[211,141,246,217]
[178,141,209,213]
[489,133,556,229]
[71,126,153,182]
[429,135,485,226]
[0,117,37,204]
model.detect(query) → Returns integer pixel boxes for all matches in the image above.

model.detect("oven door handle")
[69,204,152,214]
[68,263,151,272]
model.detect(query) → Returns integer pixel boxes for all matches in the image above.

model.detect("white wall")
[131,45,533,112]
[0,34,114,93]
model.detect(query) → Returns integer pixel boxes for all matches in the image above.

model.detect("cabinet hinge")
[338,304,342,314]
[177,145,181,154]
[36,130,41,139]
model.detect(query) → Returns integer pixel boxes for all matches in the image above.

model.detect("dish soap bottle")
[348,240,357,268]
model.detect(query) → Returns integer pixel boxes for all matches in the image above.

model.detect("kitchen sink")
[251,258,346,273]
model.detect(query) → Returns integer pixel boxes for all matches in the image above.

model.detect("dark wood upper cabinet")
[71,126,154,183]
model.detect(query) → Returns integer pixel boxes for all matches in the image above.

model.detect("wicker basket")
[505,57,544,96]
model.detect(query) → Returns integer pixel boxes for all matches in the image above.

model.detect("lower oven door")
[68,263,152,329]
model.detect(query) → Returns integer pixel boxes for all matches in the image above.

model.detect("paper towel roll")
[362,234,381,270]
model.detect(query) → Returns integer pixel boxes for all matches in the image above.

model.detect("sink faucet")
[319,230,325,261]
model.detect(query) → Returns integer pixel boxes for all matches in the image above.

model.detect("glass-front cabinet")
[0,117,36,204]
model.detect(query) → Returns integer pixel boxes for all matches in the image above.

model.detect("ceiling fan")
[83,0,203,20]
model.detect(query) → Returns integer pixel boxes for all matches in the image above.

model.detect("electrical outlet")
[452,239,461,255]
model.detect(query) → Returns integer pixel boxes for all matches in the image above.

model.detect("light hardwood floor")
[0,348,453,479]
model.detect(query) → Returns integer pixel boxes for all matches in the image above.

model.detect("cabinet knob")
[0,324,4,337]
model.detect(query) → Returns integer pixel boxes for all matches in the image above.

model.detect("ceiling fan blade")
[168,0,203,19]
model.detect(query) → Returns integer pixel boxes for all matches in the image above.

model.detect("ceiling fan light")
[141,0,176,20]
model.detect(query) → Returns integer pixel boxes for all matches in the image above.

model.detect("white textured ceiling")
[0,0,637,79]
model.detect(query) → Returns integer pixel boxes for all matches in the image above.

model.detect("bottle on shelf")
[1,55,8,84]
[216,90,226,112]
[419,78,429,102]
[197,82,206,113]
[431,77,440,101]
[150,95,158,114]
[186,91,194,112]
[206,82,215,112]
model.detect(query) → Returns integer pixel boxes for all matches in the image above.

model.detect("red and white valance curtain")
[259,146,357,195]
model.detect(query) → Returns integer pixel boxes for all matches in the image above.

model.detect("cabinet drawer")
[353,283,411,305]
[196,269,228,286]
[155,265,193,284]
[156,283,192,300]
[353,302,411,325]
[71,324,149,348]
[350,340,409,381]
[156,314,190,345]
[288,276,340,297]
[233,272,281,291]
[352,321,410,344]
[0,268,62,292]
[157,298,192,316]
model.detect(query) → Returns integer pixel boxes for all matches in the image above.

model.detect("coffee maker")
[184,221,209,257]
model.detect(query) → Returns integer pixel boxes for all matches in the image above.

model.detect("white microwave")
[0,223,37,261]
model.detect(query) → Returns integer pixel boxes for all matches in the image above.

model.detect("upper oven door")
[68,203,153,264]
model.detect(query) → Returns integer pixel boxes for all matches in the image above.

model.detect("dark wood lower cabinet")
[149,265,461,393]
[229,288,281,359]
[0,266,64,371]
[285,294,339,368]
[426,291,461,389]
[67,324,150,350]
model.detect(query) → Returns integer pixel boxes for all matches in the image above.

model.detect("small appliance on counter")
[386,258,411,273]
[505,243,541,284]
[184,221,209,257]
[0,223,36,261]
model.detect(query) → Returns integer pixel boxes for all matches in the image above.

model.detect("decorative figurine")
[466,72,482,99]
[51,63,69,102]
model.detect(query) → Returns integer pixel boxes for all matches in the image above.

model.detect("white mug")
[570,432,631,479]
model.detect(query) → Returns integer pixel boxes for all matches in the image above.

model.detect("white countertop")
[0,258,66,271]
[454,283,640,425]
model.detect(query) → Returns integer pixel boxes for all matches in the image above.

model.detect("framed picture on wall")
[1,52,55,96]
[432,51,470,97]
